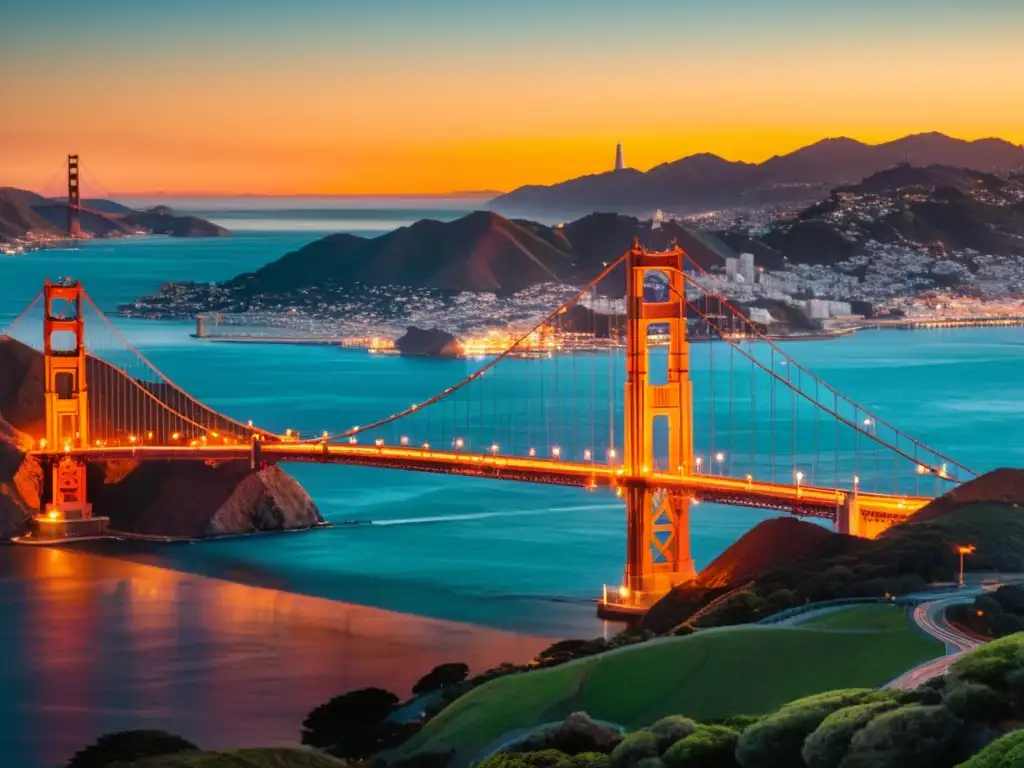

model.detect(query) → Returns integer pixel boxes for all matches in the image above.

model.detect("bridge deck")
[31,444,930,521]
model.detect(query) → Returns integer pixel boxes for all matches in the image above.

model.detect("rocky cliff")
[0,336,321,539]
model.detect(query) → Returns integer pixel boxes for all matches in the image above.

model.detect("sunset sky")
[2,0,1022,195]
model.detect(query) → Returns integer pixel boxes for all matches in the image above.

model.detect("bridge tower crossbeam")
[622,242,696,603]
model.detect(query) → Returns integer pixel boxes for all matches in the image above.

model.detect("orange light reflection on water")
[1,546,553,768]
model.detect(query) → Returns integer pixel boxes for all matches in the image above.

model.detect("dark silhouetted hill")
[222,211,732,297]
[491,133,1024,216]
[0,187,228,242]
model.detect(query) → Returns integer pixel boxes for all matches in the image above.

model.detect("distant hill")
[0,187,229,243]
[222,210,732,297]
[733,164,1024,267]
[491,133,1024,217]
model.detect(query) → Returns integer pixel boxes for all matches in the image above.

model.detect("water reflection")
[0,546,552,768]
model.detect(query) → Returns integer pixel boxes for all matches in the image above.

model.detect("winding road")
[887,593,989,691]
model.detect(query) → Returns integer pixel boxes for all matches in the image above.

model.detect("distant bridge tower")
[622,242,696,602]
[42,279,92,520]
[67,154,83,238]
[615,143,625,172]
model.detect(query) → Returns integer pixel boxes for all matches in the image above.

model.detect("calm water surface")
[1,209,1023,766]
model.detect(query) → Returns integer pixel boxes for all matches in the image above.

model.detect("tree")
[413,663,470,695]
[736,690,885,768]
[648,716,697,753]
[801,699,899,768]
[943,682,1010,724]
[954,729,1024,767]
[301,687,399,754]
[662,725,740,768]
[841,704,962,768]
[609,731,659,768]
[65,730,198,768]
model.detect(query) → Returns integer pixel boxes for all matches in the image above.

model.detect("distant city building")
[808,299,830,320]
[725,257,738,280]
[739,252,756,284]
[615,143,624,171]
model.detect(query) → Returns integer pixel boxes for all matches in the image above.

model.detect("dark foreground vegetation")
[66,634,1024,768]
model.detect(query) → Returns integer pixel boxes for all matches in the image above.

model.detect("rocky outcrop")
[0,416,42,538]
[395,327,462,358]
[0,336,321,538]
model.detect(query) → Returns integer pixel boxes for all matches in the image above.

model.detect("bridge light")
[352,426,360,433]
[715,452,724,463]
[147,431,153,440]
[491,443,500,454]
[853,475,860,487]
[551,446,561,458]
[411,404,418,410]
[863,418,873,427]
[129,435,137,444]
[39,438,47,450]
[422,442,430,450]
[618,585,630,600]
[190,440,197,447]
[349,436,358,444]
[584,449,592,461]
[642,465,649,474]
[171,432,180,440]
[695,456,703,473]
[375,438,384,447]
[96,440,102,447]
[608,448,617,460]
[47,509,60,520]
[455,437,465,449]
[247,420,253,427]
[400,435,409,446]
[286,429,293,437]
[63,442,71,453]
[528,447,536,457]
[211,431,219,438]
[223,437,230,445]
[615,487,623,497]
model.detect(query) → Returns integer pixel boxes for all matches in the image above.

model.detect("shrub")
[517,713,622,755]
[480,749,577,768]
[943,682,1010,723]
[735,690,883,768]
[706,715,759,732]
[955,729,1024,767]
[800,699,900,768]
[572,752,611,768]
[647,716,697,753]
[413,663,469,695]
[66,730,198,768]
[301,687,399,753]
[841,704,962,768]
[609,731,659,768]
[662,724,739,768]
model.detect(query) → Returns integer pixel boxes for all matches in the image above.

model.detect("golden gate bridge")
[1,242,974,617]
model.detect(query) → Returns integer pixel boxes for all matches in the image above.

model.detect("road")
[887,593,988,691]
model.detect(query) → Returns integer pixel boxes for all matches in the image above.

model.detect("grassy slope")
[397,614,942,761]
[799,604,913,630]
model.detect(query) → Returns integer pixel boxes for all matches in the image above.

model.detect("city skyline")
[2,0,1023,195]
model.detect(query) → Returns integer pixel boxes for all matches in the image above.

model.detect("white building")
[725,257,738,280]
[808,299,830,320]
[739,252,756,284]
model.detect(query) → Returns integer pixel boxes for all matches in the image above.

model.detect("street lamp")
[695,456,703,474]
[715,452,725,475]
[957,544,976,587]
[795,470,804,495]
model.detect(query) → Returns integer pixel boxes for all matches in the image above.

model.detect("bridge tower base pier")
[836,495,863,537]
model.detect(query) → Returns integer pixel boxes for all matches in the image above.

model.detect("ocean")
[1,200,1023,766]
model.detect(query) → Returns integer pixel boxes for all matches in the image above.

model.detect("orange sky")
[2,1,1022,195]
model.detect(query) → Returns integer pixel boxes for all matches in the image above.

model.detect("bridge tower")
[42,279,92,520]
[67,154,83,238]
[622,241,696,602]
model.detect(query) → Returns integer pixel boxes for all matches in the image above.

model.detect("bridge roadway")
[33,443,930,521]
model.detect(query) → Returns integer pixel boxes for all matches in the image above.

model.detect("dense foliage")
[301,687,401,754]
[949,585,1024,639]
[66,730,198,768]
